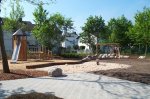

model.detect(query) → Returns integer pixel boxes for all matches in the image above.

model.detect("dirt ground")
[97,59,150,74]
[90,59,150,84]
[0,58,150,84]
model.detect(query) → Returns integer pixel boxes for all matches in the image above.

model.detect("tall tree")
[1,0,25,73]
[108,15,132,47]
[48,13,66,49]
[82,15,106,43]
[32,4,73,50]
[128,7,150,56]
[80,15,106,53]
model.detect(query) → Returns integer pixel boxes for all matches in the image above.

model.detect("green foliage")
[82,15,105,39]
[9,0,25,20]
[80,31,96,50]
[0,0,54,73]
[63,18,74,33]
[79,46,85,50]
[108,15,133,47]
[32,3,51,48]
[80,15,106,53]
[2,0,26,32]
[127,7,150,56]
[32,4,74,50]
[61,53,87,58]
[73,45,79,50]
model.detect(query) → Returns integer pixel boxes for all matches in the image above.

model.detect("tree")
[79,31,96,53]
[0,0,53,73]
[108,15,132,48]
[82,15,106,42]
[127,7,150,56]
[3,0,25,32]
[32,4,73,51]
[0,0,25,73]
[80,15,106,53]
[0,18,10,73]
[48,13,67,49]
[63,18,74,33]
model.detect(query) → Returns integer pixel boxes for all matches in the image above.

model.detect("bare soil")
[91,69,150,84]
[90,59,150,84]
[0,69,48,81]
[6,92,63,99]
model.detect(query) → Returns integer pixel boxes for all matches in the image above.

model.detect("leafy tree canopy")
[108,15,133,47]
[127,7,150,55]
[80,15,106,53]
[2,0,26,32]
[32,4,74,50]
[82,15,106,41]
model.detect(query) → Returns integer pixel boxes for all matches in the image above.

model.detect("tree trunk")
[0,25,10,73]
[144,44,147,57]
[138,43,141,54]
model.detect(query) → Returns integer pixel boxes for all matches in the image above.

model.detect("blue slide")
[11,41,21,63]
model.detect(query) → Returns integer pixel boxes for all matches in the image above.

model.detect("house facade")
[77,35,97,53]
[61,32,79,52]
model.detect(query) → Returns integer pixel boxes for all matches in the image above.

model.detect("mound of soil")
[91,69,150,84]
[0,70,48,81]
[6,92,63,99]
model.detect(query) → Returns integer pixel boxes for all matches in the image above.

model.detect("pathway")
[0,73,150,99]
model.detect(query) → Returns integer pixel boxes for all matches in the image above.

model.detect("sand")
[36,61,131,73]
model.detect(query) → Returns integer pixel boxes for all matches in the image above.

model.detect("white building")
[62,32,79,48]
[78,39,91,53]
[78,35,97,53]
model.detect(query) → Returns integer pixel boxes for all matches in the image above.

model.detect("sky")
[1,0,150,33]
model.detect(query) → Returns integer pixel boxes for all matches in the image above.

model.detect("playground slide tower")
[11,38,21,63]
[11,29,27,63]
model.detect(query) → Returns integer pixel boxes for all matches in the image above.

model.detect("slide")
[11,41,21,63]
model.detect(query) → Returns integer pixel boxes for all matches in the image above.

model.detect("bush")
[61,53,87,58]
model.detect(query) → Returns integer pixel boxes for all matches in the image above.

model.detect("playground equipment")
[28,46,52,60]
[11,29,27,63]
[11,29,52,63]
[96,43,120,59]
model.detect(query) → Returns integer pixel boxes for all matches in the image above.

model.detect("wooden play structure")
[11,29,27,63]
[28,45,52,60]
[11,29,52,63]
[96,43,120,58]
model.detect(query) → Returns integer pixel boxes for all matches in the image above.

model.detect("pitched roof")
[13,29,26,36]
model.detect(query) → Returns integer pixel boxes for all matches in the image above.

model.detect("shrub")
[61,53,87,58]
